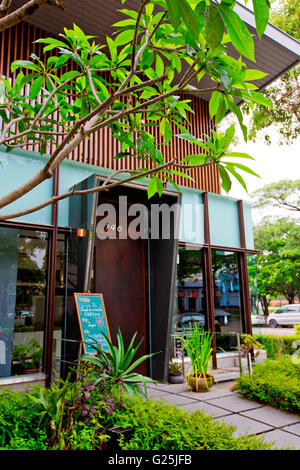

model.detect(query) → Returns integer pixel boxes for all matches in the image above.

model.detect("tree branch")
[0,158,176,221]
[0,0,64,32]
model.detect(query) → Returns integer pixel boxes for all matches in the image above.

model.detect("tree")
[0,0,65,32]
[244,0,300,145]
[254,217,300,312]
[0,0,273,221]
[251,179,300,213]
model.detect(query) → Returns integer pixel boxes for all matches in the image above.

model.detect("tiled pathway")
[146,381,300,450]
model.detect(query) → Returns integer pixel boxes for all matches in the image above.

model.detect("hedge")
[236,356,300,413]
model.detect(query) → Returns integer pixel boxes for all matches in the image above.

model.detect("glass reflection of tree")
[177,248,203,287]
[212,251,239,308]
[16,233,48,311]
[247,255,259,315]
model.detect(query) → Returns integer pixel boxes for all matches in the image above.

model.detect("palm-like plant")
[80,330,156,396]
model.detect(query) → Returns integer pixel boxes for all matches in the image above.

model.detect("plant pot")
[168,373,184,384]
[24,368,41,374]
[189,374,214,392]
[107,426,134,450]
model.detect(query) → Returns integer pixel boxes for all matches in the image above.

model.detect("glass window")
[212,250,243,352]
[0,228,49,378]
[171,246,207,359]
[52,233,67,378]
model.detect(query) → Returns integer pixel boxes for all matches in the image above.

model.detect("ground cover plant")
[236,356,300,413]
[0,380,278,450]
[109,395,276,450]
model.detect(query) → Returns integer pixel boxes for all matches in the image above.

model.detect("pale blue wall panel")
[243,201,255,250]
[179,190,204,244]
[0,150,52,225]
[208,193,240,248]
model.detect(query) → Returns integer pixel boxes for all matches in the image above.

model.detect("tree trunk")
[259,294,269,316]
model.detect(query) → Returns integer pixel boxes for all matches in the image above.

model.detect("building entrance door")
[94,205,147,375]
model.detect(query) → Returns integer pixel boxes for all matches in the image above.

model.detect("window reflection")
[212,250,243,352]
[171,246,207,359]
[0,228,49,378]
[12,230,48,375]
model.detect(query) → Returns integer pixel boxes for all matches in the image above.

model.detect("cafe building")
[0,1,299,388]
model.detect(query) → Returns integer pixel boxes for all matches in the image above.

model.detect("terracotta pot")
[189,374,214,392]
[168,374,184,384]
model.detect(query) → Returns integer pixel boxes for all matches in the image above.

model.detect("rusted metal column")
[237,200,252,336]
[45,168,59,387]
[202,192,217,369]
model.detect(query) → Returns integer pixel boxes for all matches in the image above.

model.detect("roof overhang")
[13,0,300,100]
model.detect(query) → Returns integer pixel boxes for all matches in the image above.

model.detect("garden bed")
[0,382,277,451]
[235,356,300,413]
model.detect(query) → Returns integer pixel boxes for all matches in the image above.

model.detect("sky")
[220,120,300,224]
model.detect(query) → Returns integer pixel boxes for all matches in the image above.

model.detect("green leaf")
[175,0,199,40]
[224,164,248,192]
[223,151,255,160]
[209,91,222,119]
[30,76,44,99]
[180,154,207,165]
[169,169,194,181]
[247,90,273,108]
[218,165,232,192]
[244,68,268,81]
[220,5,255,61]
[11,60,40,73]
[225,161,260,177]
[252,0,270,38]
[206,5,224,51]
[166,0,181,31]
[147,176,163,198]
[114,29,135,47]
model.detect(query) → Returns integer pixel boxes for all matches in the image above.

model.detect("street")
[253,327,297,336]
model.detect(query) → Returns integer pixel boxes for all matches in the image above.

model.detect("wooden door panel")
[94,223,147,375]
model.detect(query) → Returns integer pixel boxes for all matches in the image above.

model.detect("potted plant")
[168,360,184,384]
[12,339,43,374]
[180,324,214,392]
[238,334,262,375]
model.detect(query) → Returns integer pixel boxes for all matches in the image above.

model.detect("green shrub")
[110,396,276,450]
[0,388,47,450]
[236,356,300,412]
[254,333,300,359]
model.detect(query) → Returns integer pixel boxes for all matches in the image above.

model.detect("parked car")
[214,309,232,326]
[266,304,300,328]
[176,312,222,330]
[251,314,265,326]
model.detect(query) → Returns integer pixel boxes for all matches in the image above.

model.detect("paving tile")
[152,393,197,406]
[261,430,300,450]
[178,388,235,401]
[206,395,263,413]
[146,389,172,399]
[215,414,273,437]
[283,423,300,437]
[241,407,300,427]
[179,401,232,418]
[151,383,188,394]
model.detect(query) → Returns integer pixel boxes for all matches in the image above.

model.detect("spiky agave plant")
[80,330,157,397]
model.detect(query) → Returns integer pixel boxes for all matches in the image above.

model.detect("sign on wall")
[74,293,111,354]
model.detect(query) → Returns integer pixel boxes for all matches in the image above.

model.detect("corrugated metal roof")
[12,0,300,100]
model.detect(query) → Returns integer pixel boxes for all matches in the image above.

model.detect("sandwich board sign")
[74,293,111,354]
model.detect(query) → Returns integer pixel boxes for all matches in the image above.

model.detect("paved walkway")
[146,381,300,450]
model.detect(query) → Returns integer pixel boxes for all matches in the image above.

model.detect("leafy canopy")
[0,0,273,210]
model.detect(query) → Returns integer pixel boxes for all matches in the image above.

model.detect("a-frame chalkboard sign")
[74,293,111,354]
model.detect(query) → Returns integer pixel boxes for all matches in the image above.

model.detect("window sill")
[0,373,46,386]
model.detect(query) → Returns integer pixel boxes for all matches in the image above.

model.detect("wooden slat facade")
[0,22,221,194]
